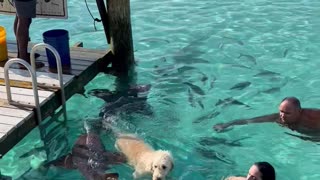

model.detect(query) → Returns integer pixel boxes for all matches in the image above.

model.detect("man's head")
[279,97,302,124]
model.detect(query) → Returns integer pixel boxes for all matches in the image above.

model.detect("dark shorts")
[13,0,37,18]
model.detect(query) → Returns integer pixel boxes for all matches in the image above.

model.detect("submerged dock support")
[107,0,135,76]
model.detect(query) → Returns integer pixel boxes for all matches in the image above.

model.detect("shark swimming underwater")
[48,133,126,180]
[88,84,154,119]
[88,84,152,102]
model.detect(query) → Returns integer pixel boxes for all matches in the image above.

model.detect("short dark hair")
[281,96,301,109]
[254,162,276,180]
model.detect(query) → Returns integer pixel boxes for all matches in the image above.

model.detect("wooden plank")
[69,58,94,66]
[7,40,107,54]
[0,123,14,133]
[6,43,21,52]
[6,52,94,76]
[34,58,88,71]
[70,49,106,59]
[0,112,36,154]
[7,52,94,67]
[7,40,17,45]
[37,56,94,66]
[0,67,73,82]
[72,42,83,47]
[0,86,53,97]
[0,68,74,83]
[0,99,33,110]
[0,115,26,125]
[0,107,32,118]
[0,92,47,105]
[0,68,75,90]
[0,132,5,139]
[0,85,52,108]
[0,84,56,108]
[0,79,60,91]
[7,42,106,61]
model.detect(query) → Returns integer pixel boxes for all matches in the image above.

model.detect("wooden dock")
[0,40,112,157]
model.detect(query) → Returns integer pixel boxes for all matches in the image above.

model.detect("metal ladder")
[4,43,67,123]
[4,43,68,161]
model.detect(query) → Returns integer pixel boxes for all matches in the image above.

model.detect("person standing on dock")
[12,0,43,68]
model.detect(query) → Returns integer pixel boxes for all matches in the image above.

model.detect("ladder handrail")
[4,43,68,124]
[4,58,42,123]
[30,43,67,121]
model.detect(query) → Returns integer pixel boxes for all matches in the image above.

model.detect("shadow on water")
[12,109,70,180]
[10,72,142,180]
[198,136,249,147]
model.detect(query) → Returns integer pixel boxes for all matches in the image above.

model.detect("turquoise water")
[1,0,320,179]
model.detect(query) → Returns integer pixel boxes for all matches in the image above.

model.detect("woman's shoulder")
[224,176,246,180]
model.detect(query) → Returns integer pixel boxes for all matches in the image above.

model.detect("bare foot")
[19,58,45,69]
[28,52,41,59]
[18,53,44,69]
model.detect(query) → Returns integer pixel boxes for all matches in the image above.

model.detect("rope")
[84,0,101,31]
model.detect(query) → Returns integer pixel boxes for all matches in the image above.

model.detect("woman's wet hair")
[254,162,276,180]
[281,96,301,109]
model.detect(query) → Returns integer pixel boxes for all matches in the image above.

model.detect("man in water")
[213,97,320,136]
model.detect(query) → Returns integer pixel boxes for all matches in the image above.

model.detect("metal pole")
[31,43,67,121]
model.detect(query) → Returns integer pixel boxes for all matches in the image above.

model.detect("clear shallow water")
[1,0,320,179]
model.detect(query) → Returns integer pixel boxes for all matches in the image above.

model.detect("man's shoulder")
[302,108,320,123]
[303,108,320,113]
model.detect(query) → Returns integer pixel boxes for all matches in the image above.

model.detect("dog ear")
[160,150,174,172]
[170,161,174,172]
[165,151,174,172]
[150,162,154,172]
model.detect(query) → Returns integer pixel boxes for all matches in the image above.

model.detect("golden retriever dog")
[115,134,174,180]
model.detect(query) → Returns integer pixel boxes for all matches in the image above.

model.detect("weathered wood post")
[107,0,135,76]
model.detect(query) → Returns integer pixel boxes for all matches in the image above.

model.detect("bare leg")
[14,16,19,57]
[16,17,32,61]
[14,16,18,36]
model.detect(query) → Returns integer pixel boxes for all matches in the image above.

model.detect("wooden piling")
[107,0,135,76]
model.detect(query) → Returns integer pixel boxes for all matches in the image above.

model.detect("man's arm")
[213,113,278,132]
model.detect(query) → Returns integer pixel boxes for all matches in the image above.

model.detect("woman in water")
[226,161,275,180]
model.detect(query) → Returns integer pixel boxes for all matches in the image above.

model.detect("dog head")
[150,150,174,180]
